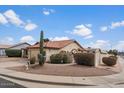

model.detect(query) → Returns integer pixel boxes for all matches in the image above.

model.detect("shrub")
[102,56,117,66]
[60,51,72,63]
[50,54,62,64]
[30,57,36,64]
[50,52,72,64]
[5,49,22,57]
[73,53,95,66]
[63,54,68,63]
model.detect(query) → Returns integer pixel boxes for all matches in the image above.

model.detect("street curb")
[0,73,97,86]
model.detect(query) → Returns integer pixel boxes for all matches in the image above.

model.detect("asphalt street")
[0,76,26,88]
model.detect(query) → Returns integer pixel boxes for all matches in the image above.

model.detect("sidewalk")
[0,57,124,87]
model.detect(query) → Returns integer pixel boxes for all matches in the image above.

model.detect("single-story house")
[27,40,84,62]
[8,42,31,57]
[9,42,31,49]
[0,45,11,56]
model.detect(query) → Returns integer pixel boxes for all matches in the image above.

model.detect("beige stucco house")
[27,40,84,62]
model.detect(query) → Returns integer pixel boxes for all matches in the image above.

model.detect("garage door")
[0,49,6,56]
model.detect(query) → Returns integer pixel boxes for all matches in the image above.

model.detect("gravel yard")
[8,62,121,77]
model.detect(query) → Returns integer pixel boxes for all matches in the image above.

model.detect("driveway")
[0,57,26,68]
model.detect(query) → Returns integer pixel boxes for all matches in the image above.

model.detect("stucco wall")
[28,48,39,61]
[28,42,82,62]
[28,48,60,61]
[45,49,60,61]
[94,50,101,67]
[94,50,111,67]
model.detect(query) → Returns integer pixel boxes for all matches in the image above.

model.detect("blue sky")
[0,5,124,51]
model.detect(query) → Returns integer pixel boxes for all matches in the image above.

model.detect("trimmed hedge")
[50,52,72,64]
[102,56,117,66]
[73,53,95,66]
[5,49,22,57]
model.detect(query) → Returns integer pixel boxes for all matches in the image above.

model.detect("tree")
[108,49,118,56]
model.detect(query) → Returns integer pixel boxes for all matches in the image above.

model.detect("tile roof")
[28,40,83,49]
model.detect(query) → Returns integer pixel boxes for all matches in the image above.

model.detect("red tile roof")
[28,40,83,49]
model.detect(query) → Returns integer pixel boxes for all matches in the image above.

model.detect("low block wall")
[94,50,111,67]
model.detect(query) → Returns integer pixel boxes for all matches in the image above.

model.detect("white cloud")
[43,11,50,15]
[100,26,108,32]
[0,37,14,45]
[100,20,124,32]
[42,8,55,15]
[72,24,93,39]
[4,9,25,26]
[84,35,93,39]
[110,21,124,29]
[50,36,70,41]
[114,41,124,51]
[91,40,110,49]
[20,35,35,43]
[88,40,124,51]
[1,9,37,31]
[0,13,8,24]
[24,22,38,31]
[85,24,92,28]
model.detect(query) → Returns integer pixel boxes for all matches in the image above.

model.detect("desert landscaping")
[0,31,121,78]
[0,5,124,88]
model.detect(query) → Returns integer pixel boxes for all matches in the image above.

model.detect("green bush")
[50,52,72,64]
[102,56,117,66]
[5,49,22,57]
[50,54,62,64]
[30,57,36,64]
[73,53,95,66]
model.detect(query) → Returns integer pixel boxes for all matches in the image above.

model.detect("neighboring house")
[9,42,31,49]
[0,45,11,56]
[27,40,84,62]
[8,42,31,57]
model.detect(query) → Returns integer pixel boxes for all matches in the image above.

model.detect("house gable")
[9,42,31,50]
[60,42,83,52]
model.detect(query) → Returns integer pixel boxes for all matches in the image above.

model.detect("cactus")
[38,31,46,66]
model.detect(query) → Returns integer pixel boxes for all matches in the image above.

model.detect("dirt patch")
[7,63,121,77]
